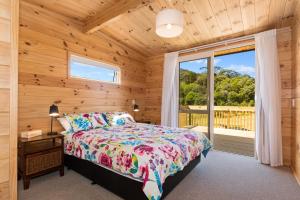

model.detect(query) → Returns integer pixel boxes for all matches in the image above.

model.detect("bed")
[63,122,211,200]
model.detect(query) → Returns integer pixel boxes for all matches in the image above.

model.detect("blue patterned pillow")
[114,117,126,126]
[65,113,93,132]
[89,112,109,129]
[102,112,125,126]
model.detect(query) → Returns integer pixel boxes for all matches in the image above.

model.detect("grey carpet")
[18,151,300,200]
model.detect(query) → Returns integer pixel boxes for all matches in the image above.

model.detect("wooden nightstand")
[136,120,153,124]
[18,134,64,189]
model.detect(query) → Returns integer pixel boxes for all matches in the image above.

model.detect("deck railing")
[179,106,255,131]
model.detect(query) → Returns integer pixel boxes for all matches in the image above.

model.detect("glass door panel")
[178,57,212,138]
[213,49,255,156]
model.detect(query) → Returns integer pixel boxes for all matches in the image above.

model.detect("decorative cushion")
[89,112,109,129]
[112,115,126,126]
[65,113,93,132]
[57,117,74,134]
[102,112,125,125]
[103,112,136,126]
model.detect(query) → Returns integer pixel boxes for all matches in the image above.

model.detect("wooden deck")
[191,126,255,157]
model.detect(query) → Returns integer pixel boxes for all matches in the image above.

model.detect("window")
[69,54,120,84]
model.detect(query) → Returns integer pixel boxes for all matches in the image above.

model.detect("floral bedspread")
[64,123,211,200]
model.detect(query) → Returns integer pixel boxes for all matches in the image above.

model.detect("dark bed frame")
[64,154,201,200]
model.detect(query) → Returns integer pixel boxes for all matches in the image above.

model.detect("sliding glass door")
[213,48,255,156]
[178,46,255,156]
[178,52,214,139]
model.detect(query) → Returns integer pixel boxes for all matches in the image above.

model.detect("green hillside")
[179,66,255,107]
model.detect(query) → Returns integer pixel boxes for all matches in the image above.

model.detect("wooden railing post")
[227,111,230,129]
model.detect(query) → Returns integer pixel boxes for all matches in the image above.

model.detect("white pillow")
[123,113,135,123]
[60,131,68,135]
[111,113,135,126]
[57,117,73,133]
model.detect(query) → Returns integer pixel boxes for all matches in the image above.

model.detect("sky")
[179,50,255,77]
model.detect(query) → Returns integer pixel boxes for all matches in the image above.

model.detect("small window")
[69,54,120,84]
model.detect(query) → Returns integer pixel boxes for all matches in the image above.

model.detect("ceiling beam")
[83,0,149,34]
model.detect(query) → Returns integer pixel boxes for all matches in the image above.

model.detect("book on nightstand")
[20,130,42,138]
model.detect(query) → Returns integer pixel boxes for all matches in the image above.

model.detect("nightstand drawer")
[26,149,62,175]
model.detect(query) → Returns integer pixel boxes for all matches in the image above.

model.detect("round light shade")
[156,8,184,38]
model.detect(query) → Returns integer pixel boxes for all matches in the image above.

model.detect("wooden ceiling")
[23,0,298,56]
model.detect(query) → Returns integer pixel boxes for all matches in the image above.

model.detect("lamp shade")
[156,8,184,38]
[133,104,139,112]
[49,104,59,117]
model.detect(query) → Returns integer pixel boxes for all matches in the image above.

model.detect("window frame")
[68,52,121,84]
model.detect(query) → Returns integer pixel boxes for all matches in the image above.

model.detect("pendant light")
[156,8,184,38]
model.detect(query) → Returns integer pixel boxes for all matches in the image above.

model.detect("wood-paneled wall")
[279,28,293,166]
[0,0,18,199]
[145,55,164,125]
[292,2,300,183]
[144,28,293,166]
[19,1,147,133]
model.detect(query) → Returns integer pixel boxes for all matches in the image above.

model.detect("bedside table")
[18,134,64,189]
[136,120,153,124]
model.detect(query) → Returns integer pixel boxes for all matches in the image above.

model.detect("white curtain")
[161,52,179,127]
[255,29,282,167]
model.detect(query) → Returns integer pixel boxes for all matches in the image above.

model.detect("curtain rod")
[176,27,291,55]
[177,34,255,54]
[172,27,292,55]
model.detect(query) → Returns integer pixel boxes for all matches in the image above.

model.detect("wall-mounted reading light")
[132,99,139,112]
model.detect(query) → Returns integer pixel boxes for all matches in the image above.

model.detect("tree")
[180,66,255,107]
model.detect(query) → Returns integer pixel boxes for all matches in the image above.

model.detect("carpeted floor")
[18,151,300,200]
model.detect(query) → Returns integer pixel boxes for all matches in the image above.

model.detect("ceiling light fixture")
[156,8,184,38]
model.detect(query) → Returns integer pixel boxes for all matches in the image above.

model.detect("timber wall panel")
[278,28,293,165]
[144,28,293,166]
[0,0,18,199]
[0,0,10,197]
[19,1,147,134]
[292,1,300,183]
[144,55,164,125]
[0,65,10,88]
[0,182,9,200]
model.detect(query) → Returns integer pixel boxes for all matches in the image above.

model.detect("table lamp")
[48,104,59,135]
